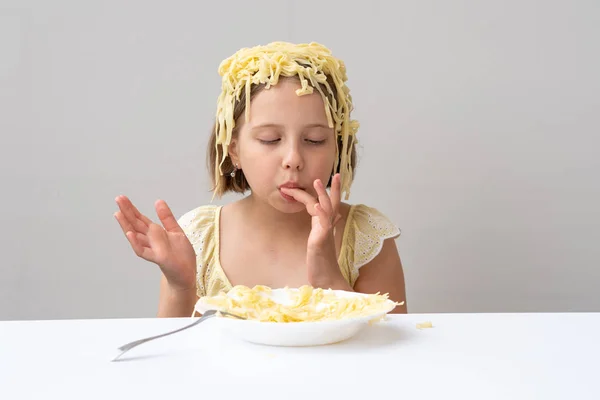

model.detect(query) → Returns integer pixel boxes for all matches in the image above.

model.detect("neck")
[240,193,312,238]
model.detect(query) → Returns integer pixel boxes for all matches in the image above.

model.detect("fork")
[112,309,244,361]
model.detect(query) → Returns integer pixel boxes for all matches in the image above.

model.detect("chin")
[271,201,306,214]
[269,194,306,213]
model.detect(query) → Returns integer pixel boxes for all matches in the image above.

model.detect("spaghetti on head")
[211,41,360,200]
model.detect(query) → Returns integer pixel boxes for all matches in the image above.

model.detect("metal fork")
[112,309,244,361]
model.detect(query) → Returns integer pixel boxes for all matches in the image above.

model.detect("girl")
[114,42,407,317]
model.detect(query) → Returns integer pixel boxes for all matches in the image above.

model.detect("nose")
[281,142,304,170]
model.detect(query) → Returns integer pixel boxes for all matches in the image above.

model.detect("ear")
[228,137,241,168]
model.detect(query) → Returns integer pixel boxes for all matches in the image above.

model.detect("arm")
[157,275,198,317]
[353,238,408,314]
[114,195,199,317]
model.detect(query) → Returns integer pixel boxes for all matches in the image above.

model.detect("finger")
[115,211,151,248]
[314,203,334,229]
[125,231,155,262]
[122,195,153,226]
[115,195,152,230]
[114,211,135,236]
[330,174,341,216]
[333,212,342,226]
[313,179,333,215]
[155,200,183,233]
[280,188,319,215]
[146,223,172,262]
[134,232,150,248]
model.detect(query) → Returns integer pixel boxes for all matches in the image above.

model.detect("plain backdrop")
[1,0,598,320]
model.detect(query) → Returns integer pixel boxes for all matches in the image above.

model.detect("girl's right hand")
[114,195,197,293]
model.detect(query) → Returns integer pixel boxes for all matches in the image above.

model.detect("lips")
[278,182,304,202]
[278,182,304,190]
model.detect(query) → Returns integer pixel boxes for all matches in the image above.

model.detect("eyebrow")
[250,123,331,131]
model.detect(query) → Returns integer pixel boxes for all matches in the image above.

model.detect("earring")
[230,164,238,178]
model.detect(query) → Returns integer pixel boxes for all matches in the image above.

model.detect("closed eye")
[258,138,281,145]
[306,139,326,145]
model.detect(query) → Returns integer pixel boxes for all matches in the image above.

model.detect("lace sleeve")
[344,205,401,285]
[176,205,219,298]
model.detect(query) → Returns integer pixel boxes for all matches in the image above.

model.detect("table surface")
[1,312,599,399]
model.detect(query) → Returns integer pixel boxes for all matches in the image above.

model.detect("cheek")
[304,147,337,186]
[238,146,278,188]
[319,143,338,170]
[238,141,266,165]
[241,145,277,167]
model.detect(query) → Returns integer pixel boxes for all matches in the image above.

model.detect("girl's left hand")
[279,174,352,291]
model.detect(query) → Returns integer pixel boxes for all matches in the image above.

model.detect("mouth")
[278,182,304,202]
[278,182,305,190]
[279,190,296,202]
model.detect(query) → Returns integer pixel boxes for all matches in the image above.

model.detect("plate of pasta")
[193,285,401,347]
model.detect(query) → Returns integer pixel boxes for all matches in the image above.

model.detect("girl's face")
[230,78,337,213]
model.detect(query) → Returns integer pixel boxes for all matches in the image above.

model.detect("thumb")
[154,200,183,233]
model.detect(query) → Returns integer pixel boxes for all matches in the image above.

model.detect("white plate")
[194,288,397,347]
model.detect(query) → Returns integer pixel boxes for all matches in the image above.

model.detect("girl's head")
[207,42,359,210]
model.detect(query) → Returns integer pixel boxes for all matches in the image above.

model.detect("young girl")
[114,42,407,317]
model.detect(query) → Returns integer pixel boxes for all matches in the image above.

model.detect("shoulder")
[341,202,401,269]
[344,203,400,239]
[176,205,221,249]
[177,204,221,231]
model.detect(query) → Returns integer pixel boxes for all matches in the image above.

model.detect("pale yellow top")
[177,204,401,298]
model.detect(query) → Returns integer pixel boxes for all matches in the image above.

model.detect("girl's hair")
[207,42,359,199]
[206,75,358,198]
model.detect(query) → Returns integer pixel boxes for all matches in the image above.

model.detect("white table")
[1,313,598,399]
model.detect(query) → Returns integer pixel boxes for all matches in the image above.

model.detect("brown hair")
[207,75,357,198]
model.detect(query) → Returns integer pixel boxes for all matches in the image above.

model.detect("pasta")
[198,285,402,323]
[213,41,360,200]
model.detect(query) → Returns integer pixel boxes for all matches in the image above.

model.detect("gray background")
[1,0,598,320]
